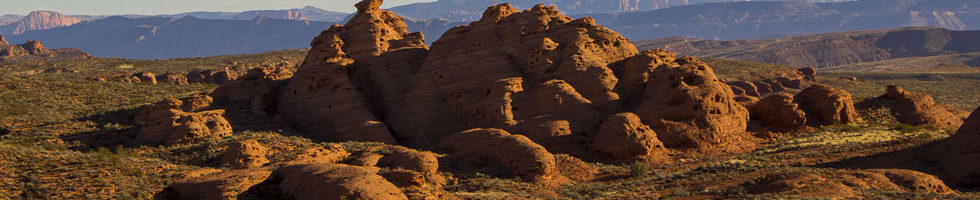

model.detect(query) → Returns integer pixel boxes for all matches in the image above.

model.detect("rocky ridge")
[0,38,89,60]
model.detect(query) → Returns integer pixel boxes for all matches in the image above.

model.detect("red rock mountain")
[12,11,87,34]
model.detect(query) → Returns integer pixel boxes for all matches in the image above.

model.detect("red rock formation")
[158,168,273,200]
[795,85,858,126]
[220,140,270,169]
[289,144,350,164]
[375,146,444,186]
[798,67,817,81]
[438,128,566,184]
[615,49,678,107]
[727,80,760,97]
[389,3,638,147]
[750,93,807,132]
[13,11,87,35]
[877,85,963,129]
[134,96,233,145]
[744,169,952,199]
[275,0,426,144]
[0,35,7,45]
[276,163,408,200]
[136,72,157,84]
[634,56,751,149]
[592,112,671,163]
[161,73,190,85]
[216,0,759,155]
[277,59,397,143]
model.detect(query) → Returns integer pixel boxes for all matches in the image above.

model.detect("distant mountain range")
[165,6,350,22]
[0,6,351,36]
[2,0,979,60]
[637,27,980,71]
[387,0,858,22]
[588,0,980,41]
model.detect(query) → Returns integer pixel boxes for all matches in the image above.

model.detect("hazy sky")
[2,0,435,16]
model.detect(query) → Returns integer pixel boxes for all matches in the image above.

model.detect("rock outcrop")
[275,0,428,144]
[136,72,157,84]
[798,67,817,81]
[275,163,408,200]
[744,169,952,199]
[872,85,963,129]
[727,81,760,97]
[438,128,565,183]
[161,163,409,200]
[749,93,807,132]
[846,169,953,194]
[592,113,671,163]
[220,140,270,169]
[939,106,980,186]
[634,56,751,149]
[388,3,638,147]
[208,0,762,161]
[134,96,233,145]
[795,85,858,126]
[375,146,444,186]
[0,39,88,59]
[161,73,190,85]
[158,168,273,200]
[289,144,350,164]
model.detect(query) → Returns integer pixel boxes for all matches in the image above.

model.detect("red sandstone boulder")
[795,85,858,126]
[749,93,807,131]
[592,112,671,164]
[134,96,233,145]
[220,140,270,169]
[438,128,565,184]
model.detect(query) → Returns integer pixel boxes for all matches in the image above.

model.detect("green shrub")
[629,162,650,179]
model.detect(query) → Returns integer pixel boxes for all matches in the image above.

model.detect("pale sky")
[1,0,435,16]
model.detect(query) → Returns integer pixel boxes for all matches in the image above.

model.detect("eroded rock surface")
[592,112,671,163]
[134,96,233,145]
[795,85,858,126]
[634,56,751,149]
[276,163,408,200]
[750,93,806,132]
[220,140,270,169]
[875,85,963,129]
[438,128,565,183]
